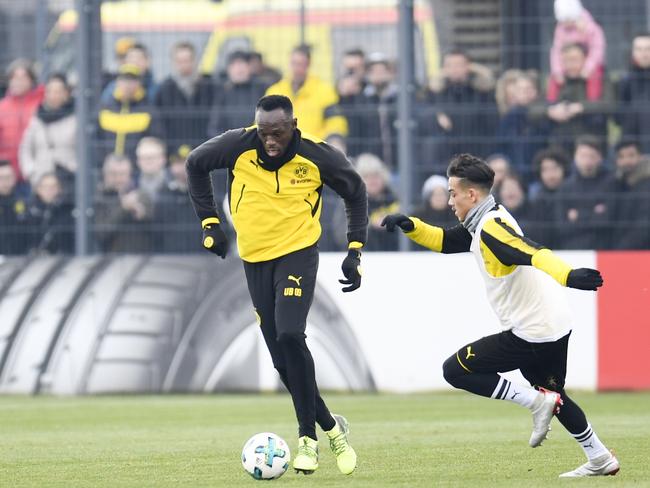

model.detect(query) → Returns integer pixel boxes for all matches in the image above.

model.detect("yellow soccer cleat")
[293,436,318,474]
[326,414,357,475]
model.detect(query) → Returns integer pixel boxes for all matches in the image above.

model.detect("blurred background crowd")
[1,0,649,255]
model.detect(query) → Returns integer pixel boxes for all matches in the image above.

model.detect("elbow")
[185,148,200,174]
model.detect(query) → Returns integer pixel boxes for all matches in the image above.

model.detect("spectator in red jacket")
[0,59,44,181]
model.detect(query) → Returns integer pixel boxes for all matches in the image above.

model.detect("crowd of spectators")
[1,0,650,254]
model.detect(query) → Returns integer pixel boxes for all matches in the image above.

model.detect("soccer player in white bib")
[382,153,619,478]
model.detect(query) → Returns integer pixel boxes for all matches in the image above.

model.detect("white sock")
[571,423,609,461]
[491,376,540,409]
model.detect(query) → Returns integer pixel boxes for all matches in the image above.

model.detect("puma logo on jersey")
[249,159,259,169]
[288,275,302,286]
[466,346,476,360]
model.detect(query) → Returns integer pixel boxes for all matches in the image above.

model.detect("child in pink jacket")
[548,0,606,102]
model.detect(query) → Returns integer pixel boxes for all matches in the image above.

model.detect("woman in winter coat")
[0,59,44,182]
[19,74,76,198]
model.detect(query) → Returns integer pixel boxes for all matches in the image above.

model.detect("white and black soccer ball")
[241,432,291,480]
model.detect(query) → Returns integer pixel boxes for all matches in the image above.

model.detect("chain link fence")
[0,0,649,256]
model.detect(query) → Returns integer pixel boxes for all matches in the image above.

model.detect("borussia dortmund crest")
[294,164,308,179]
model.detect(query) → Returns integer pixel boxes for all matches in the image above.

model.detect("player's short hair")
[614,137,642,154]
[256,95,294,117]
[447,153,495,193]
[0,159,12,169]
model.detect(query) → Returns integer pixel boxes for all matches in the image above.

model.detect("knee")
[276,330,306,346]
[442,355,466,386]
[539,375,566,394]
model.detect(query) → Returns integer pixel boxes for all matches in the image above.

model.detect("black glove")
[381,213,414,233]
[202,223,228,259]
[339,249,362,293]
[566,268,603,291]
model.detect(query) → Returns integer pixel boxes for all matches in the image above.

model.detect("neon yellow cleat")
[327,414,357,475]
[293,436,318,474]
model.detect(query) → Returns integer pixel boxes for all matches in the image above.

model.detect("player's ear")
[292,117,298,130]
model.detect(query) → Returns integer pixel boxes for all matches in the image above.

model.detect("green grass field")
[1,392,649,487]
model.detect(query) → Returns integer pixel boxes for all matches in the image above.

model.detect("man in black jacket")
[612,139,650,249]
[618,33,650,152]
[186,95,367,476]
[155,41,214,153]
[0,159,28,254]
[556,136,616,249]
[207,51,267,137]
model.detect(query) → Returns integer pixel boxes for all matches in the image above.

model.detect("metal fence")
[1,0,649,257]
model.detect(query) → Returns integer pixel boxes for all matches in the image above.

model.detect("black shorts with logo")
[455,330,571,391]
[243,244,318,368]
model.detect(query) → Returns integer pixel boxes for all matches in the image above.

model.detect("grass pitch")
[1,392,648,487]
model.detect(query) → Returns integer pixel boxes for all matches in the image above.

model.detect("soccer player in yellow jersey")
[382,153,619,478]
[186,95,366,475]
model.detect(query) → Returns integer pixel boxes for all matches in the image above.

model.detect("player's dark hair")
[0,159,11,168]
[447,153,495,193]
[614,137,642,154]
[256,95,294,117]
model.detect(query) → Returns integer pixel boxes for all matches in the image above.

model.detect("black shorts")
[455,330,571,391]
[243,245,318,367]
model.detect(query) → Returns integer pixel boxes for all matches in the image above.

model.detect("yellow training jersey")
[186,127,367,262]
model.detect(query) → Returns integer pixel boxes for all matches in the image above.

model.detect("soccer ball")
[241,432,291,480]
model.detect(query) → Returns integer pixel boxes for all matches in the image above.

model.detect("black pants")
[243,244,335,439]
[442,330,588,435]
